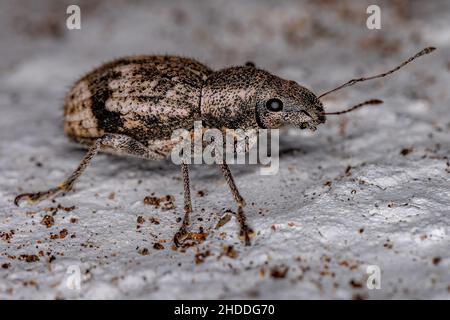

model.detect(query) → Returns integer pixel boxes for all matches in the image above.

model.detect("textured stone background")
[0,0,449,299]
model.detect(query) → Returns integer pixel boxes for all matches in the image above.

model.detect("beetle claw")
[173,229,189,247]
[238,227,255,246]
[14,192,43,206]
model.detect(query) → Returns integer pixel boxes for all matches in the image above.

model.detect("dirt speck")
[432,257,441,265]
[196,190,206,197]
[59,229,68,239]
[149,217,160,225]
[215,212,232,229]
[138,247,149,256]
[400,147,414,156]
[349,279,363,288]
[144,195,175,211]
[41,215,55,228]
[137,216,145,224]
[219,245,238,259]
[270,266,289,279]
[195,250,212,264]
[19,254,40,263]
[0,230,15,242]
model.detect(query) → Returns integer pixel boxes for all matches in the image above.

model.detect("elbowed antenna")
[321,99,383,116]
[318,47,436,99]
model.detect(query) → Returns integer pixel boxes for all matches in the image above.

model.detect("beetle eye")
[266,98,283,112]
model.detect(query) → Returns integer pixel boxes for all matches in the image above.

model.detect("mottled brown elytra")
[15,47,435,246]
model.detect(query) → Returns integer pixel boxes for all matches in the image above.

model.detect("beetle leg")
[14,138,102,206]
[15,134,162,206]
[173,163,193,247]
[219,163,254,246]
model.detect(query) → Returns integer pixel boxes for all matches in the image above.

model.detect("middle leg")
[220,163,254,245]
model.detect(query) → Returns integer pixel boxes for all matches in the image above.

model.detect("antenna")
[318,47,436,99]
[321,99,383,116]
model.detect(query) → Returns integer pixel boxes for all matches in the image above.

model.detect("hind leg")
[15,134,163,206]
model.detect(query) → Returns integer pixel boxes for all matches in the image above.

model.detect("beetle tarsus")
[14,186,68,206]
[237,205,254,246]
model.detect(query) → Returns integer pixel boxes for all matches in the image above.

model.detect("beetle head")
[255,75,325,131]
[255,47,436,130]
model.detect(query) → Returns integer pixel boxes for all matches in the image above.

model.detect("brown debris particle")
[138,248,150,256]
[259,268,266,278]
[339,260,349,267]
[219,245,238,259]
[383,242,393,249]
[137,216,145,224]
[214,212,232,229]
[270,266,289,279]
[41,215,55,228]
[108,192,116,200]
[143,196,160,207]
[400,147,414,156]
[349,279,363,288]
[59,229,68,239]
[195,250,212,264]
[352,293,368,300]
[143,195,175,211]
[188,232,208,242]
[153,243,164,250]
[161,201,175,211]
[44,204,75,213]
[70,217,78,224]
[19,254,40,263]
[0,230,15,242]
[196,190,206,197]
[149,217,160,225]
[432,257,441,265]
[345,165,352,176]
[60,204,75,212]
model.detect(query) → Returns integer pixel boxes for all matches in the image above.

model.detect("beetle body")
[64,55,325,158]
[17,48,434,246]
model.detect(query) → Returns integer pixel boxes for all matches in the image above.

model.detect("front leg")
[173,163,193,246]
[220,163,254,245]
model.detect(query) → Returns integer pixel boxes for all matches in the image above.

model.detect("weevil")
[15,47,435,246]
